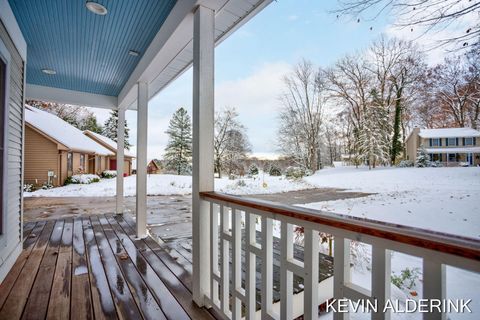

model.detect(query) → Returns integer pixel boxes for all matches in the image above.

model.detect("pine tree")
[415,145,431,167]
[357,90,391,169]
[164,107,192,175]
[103,110,131,149]
[81,114,103,133]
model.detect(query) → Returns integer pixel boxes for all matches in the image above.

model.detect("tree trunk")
[391,88,403,165]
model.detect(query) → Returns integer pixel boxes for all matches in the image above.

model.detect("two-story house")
[406,127,480,166]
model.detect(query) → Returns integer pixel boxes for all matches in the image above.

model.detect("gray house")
[0,1,25,281]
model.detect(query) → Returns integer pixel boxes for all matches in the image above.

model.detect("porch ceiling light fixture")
[41,68,56,75]
[128,50,140,57]
[86,1,108,16]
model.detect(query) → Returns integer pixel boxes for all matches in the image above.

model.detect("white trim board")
[26,84,118,109]
[118,0,272,110]
[0,0,27,61]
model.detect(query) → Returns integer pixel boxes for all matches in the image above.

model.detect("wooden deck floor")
[0,214,214,320]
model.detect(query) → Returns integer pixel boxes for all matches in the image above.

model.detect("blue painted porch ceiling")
[9,0,176,97]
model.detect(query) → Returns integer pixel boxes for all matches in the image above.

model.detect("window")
[464,137,474,146]
[447,137,457,146]
[0,39,10,235]
[80,154,85,172]
[431,138,441,146]
[67,152,73,172]
[448,153,457,162]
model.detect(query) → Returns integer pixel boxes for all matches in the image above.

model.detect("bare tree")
[214,107,250,178]
[277,60,326,171]
[333,0,480,49]
[431,48,480,129]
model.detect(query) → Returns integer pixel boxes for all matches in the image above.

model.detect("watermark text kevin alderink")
[326,299,472,313]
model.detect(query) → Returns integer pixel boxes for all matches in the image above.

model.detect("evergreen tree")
[81,113,103,133]
[164,107,192,175]
[357,90,391,169]
[415,145,431,167]
[103,110,131,149]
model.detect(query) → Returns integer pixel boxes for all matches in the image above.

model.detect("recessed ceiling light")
[128,50,140,57]
[86,1,108,15]
[41,68,56,75]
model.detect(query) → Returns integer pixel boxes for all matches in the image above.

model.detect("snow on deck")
[25,105,113,155]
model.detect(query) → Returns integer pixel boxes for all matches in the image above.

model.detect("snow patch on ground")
[25,173,315,197]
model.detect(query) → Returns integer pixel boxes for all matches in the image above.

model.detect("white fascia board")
[0,0,27,61]
[26,84,118,109]
[118,0,272,111]
[117,0,198,109]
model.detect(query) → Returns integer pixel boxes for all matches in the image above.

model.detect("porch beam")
[136,82,148,238]
[192,5,215,307]
[115,107,125,214]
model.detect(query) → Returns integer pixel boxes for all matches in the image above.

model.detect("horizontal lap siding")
[24,126,59,186]
[0,20,24,281]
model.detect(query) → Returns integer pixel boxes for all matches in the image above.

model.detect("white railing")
[200,192,480,320]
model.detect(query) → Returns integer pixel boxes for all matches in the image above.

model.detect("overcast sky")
[90,0,469,161]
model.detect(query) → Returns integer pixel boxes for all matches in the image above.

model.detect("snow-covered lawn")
[25,172,314,197]
[302,166,480,238]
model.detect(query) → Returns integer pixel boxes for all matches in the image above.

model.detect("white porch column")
[192,5,214,306]
[136,82,148,238]
[115,107,125,214]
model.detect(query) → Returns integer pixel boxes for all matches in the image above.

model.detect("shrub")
[285,166,307,179]
[23,184,35,192]
[65,174,101,185]
[391,267,421,290]
[269,165,282,176]
[397,160,414,168]
[248,164,259,176]
[415,145,431,167]
[236,179,247,187]
[102,170,117,178]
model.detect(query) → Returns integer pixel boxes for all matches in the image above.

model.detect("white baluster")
[232,208,242,319]
[372,246,391,320]
[261,217,273,319]
[220,204,230,315]
[304,227,320,320]
[210,202,219,306]
[245,212,257,320]
[334,236,351,320]
[423,260,446,320]
[280,221,293,320]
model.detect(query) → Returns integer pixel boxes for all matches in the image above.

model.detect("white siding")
[0,19,24,282]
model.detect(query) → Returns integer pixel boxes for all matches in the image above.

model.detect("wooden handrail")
[200,191,480,261]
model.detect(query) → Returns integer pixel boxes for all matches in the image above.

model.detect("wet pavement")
[24,188,371,258]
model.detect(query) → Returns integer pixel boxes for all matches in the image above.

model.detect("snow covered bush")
[65,174,101,185]
[269,165,282,176]
[24,184,35,192]
[102,170,117,179]
[285,166,309,179]
[415,145,431,167]
[397,160,414,168]
[247,164,259,176]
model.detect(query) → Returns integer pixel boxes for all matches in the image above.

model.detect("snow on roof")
[25,105,113,156]
[84,130,136,158]
[419,128,480,138]
[425,147,480,154]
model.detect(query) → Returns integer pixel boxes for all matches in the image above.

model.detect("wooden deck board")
[0,214,211,320]
[106,214,214,320]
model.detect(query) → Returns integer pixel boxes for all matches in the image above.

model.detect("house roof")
[425,147,480,154]
[25,105,113,156]
[84,130,136,158]
[419,128,480,138]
